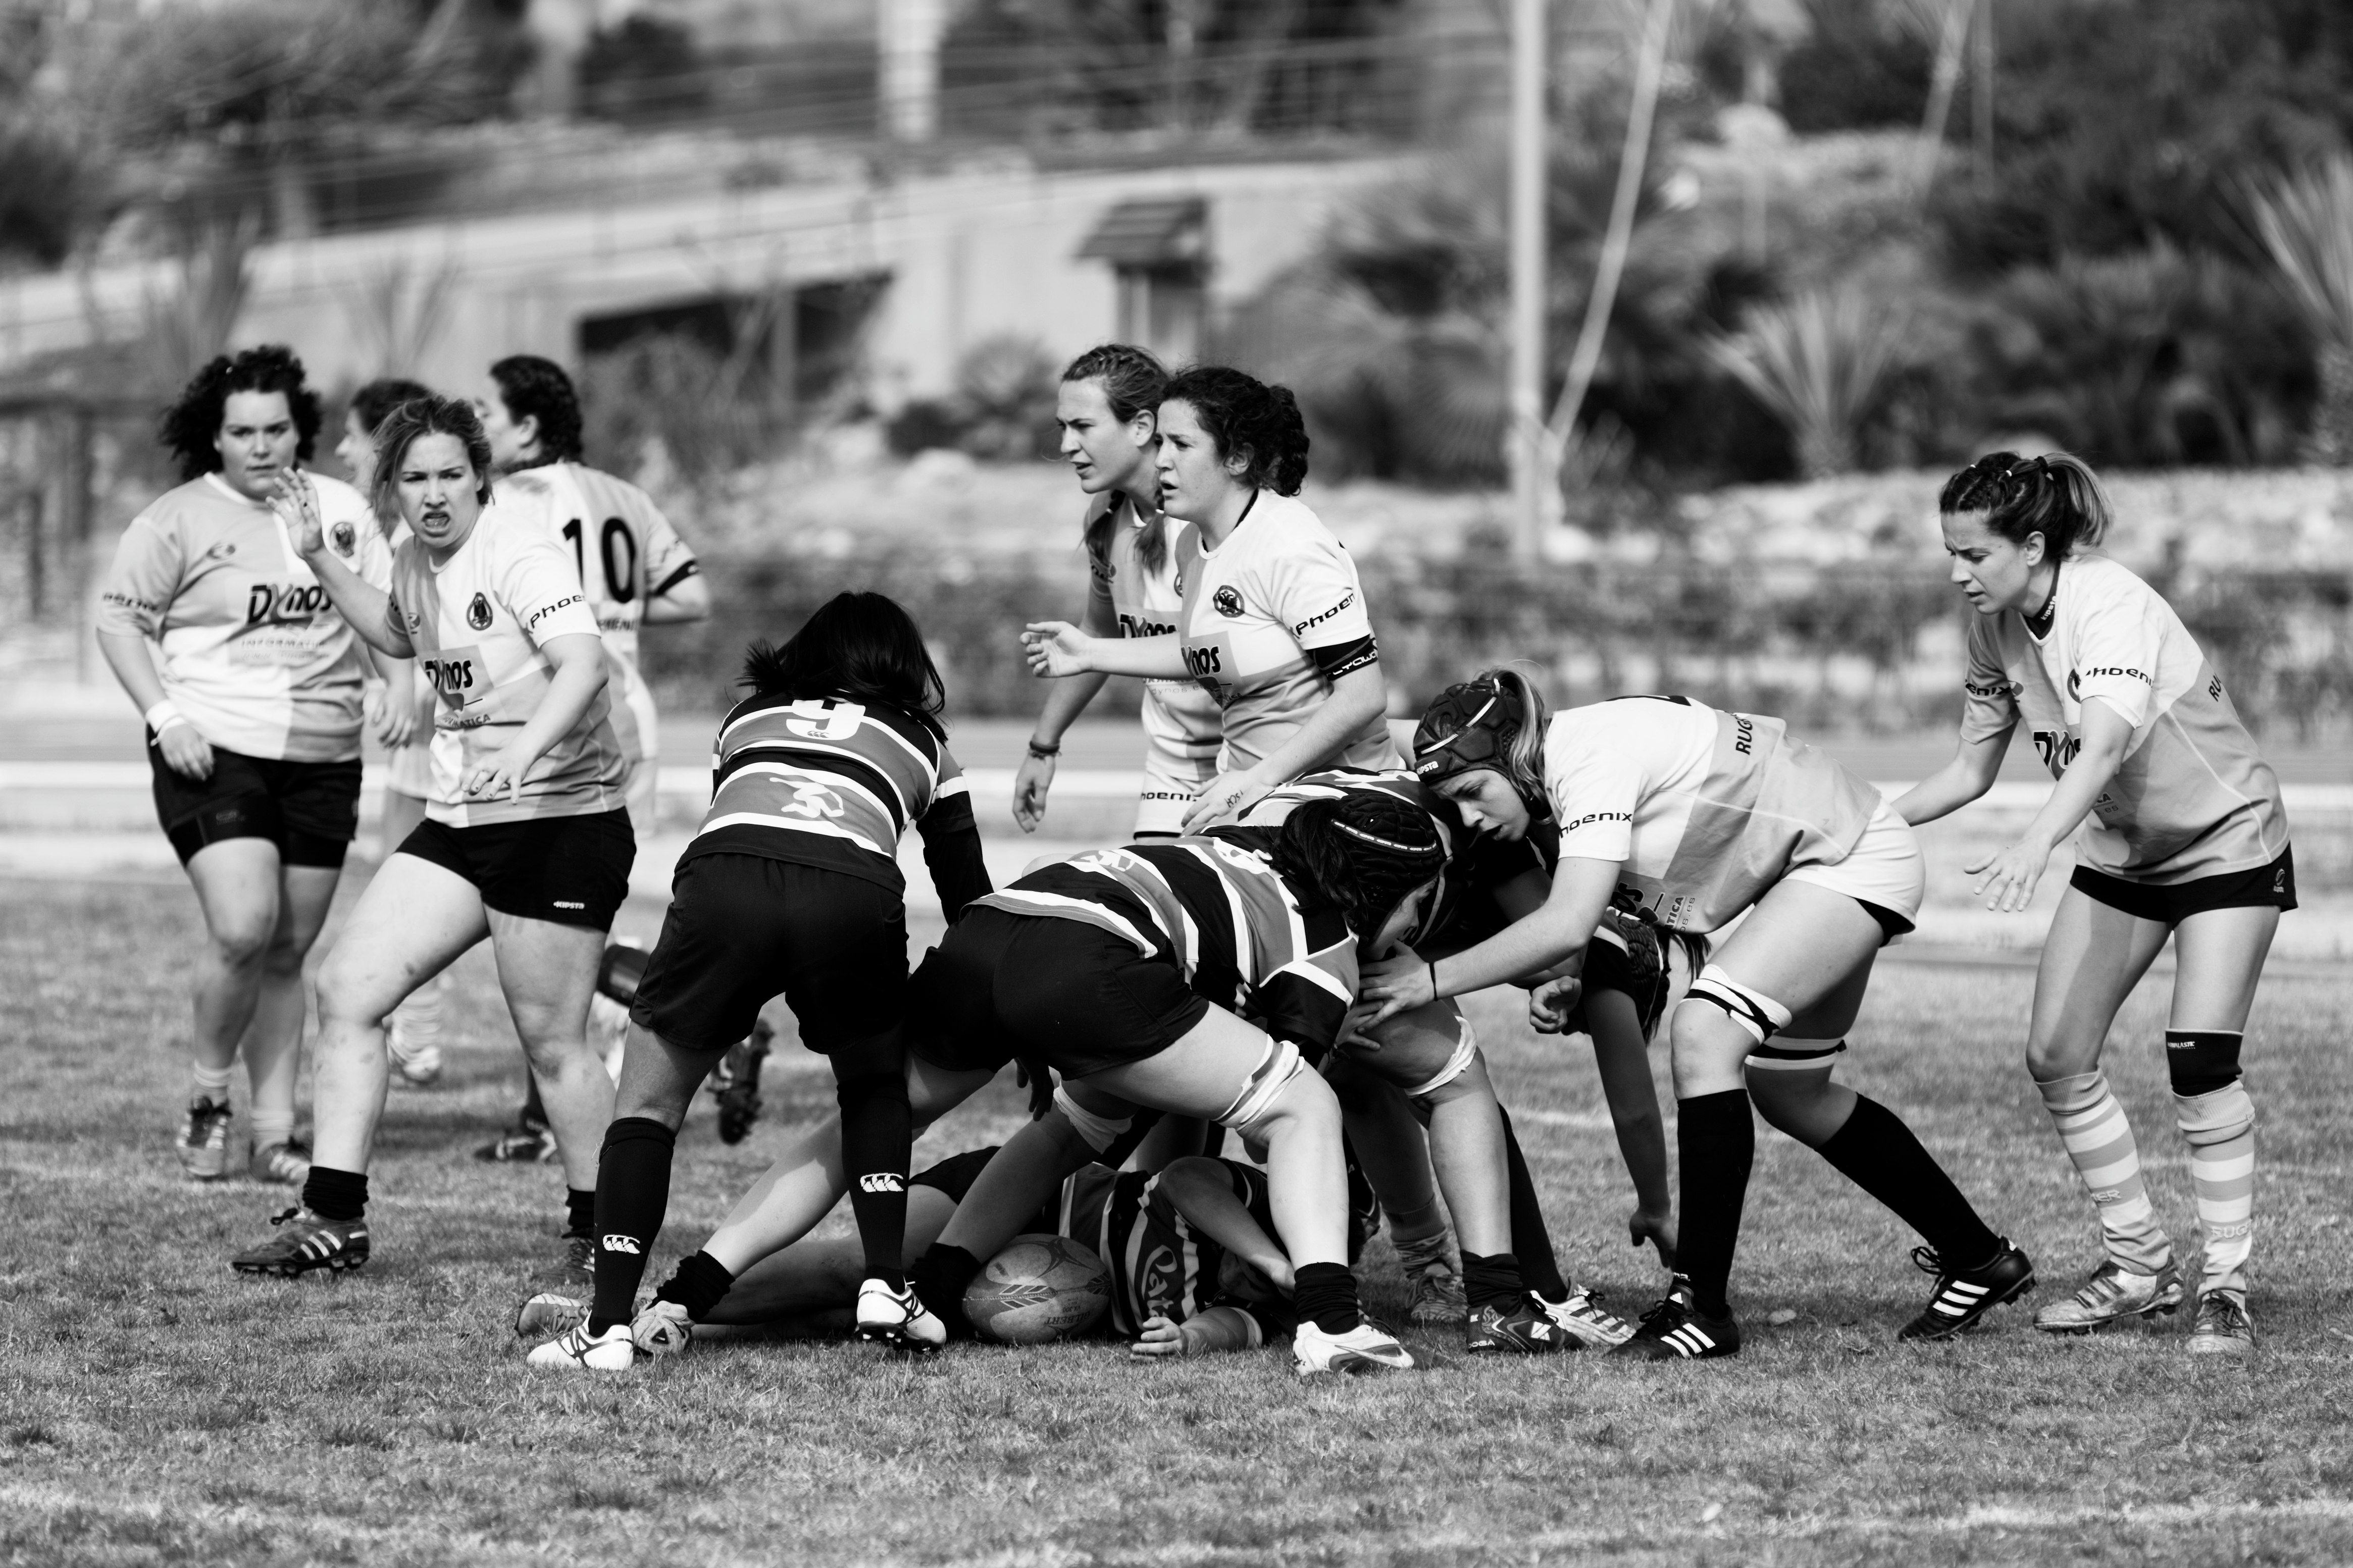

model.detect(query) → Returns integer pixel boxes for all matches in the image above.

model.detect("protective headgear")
[1411,676,1526,789]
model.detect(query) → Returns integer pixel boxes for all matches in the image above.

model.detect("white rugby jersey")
[1084,494,1221,765]
[385,501,629,827]
[1960,552,2287,882]
[494,461,700,765]
[1172,493,1397,774]
[1545,697,1882,933]
[96,473,391,762]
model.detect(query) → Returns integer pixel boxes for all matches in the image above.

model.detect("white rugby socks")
[2036,1070,2173,1276]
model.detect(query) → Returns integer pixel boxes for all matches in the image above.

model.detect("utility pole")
[1507,0,1547,562]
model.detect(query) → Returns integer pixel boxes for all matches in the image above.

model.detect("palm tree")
[1706,287,1904,478]
[2247,153,2353,465]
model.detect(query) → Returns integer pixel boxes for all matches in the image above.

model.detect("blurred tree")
[1707,286,1906,477]
[1773,0,1932,132]
[2247,153,2353,464]
[581,14,710,125]
[0,117,89,269]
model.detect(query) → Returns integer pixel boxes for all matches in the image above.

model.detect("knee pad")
[1052,1084,1136,1155]
[1402,1013,1480,1105]
[2165,1030,2242,1099]
[2173,1079,2254,1147]
[1683,965,1795,1046]
[836,1071,910,1118]
[1745,1037,1846,1075]
[597,942,650,1006]
[1215,1038,1305,1139]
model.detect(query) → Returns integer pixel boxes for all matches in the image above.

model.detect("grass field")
[4,873,2352,1566]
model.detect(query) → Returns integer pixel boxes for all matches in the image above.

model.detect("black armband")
[1309,635,1378,681]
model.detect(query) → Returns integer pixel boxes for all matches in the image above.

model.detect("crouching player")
[523,1140,1370,1358]
[528,592,990,1370]
[1365,669,2033,1359]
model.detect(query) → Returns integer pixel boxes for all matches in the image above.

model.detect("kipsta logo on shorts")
[466,592,493,630]
[329,520,355,554]
[1213,586,1245,618]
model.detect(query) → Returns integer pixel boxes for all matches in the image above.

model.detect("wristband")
[1025,738,1061,760]
[144,699,191,738]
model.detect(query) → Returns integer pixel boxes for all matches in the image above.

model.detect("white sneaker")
[527,1319,635,1371]
[854,1278,946,1351]
[1536,1288,1635,1349]
[588,993,631,1083]
[1293,1319,1416,1377]
[632,1299,695,1358]
[386,1018,443,1087]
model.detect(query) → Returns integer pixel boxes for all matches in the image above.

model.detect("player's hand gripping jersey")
[1172,493,1397,773]
[684,694,988,914]
[97,473,392,761]
[976,837,1360,1055]
[1961,553,2288,882]
[1546,696,1884,933]
[1085,496,1223,771]
[383,501,629,826]
[494,460,700,764]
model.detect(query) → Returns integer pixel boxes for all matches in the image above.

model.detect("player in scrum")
[1898,453,2290,1358]
[529,593,990,1369]
[229,395,633,1280]
[534,792,1448,1378]
[95,347,415,1190]
[1361,669,2032,1361]
[470,355,721,1162]
[1014,344,1222,842]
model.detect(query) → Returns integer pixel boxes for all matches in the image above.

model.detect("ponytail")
[1938,451,2113,560]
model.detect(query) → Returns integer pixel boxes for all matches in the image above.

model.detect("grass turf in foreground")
[3,875,2350,1566]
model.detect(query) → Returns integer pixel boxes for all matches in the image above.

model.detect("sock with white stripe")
[1815,1096,2000,1267]
[1675,1089,1754,1321]
[189,1061,233,1104]
[2174,1082,2255,1299]
[2035,1071,2172,1275]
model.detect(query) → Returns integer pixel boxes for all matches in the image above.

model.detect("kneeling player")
[528,592,989,1371]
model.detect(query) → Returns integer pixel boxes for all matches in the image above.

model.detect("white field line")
[3,761,2350,811]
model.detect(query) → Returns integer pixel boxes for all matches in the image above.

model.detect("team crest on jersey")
[466,592,493,631]
[329,520,355,555]
[1213,586,1245,618]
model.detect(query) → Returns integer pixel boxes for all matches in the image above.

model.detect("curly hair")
[487,354,585,465]
[740,591,949,738]
[157,345,322,482]
[1269,792,1448,943]
[369,395,496,520]
[1161,364,1311,497]
[1938,451,2114,560]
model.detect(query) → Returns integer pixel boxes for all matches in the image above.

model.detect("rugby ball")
[963,1234,1112,1344]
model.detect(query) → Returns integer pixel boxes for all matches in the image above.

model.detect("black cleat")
[230,1207,370,1277]
[1464,1298,1570,1354]
[475,1117,558,1164]
[712,1020,773,1145]
[1610,1277,1740,1361]
[1899,1240,2035,1341]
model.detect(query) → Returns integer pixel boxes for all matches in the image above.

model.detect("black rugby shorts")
[2072,847,2297,926]
[150,744,361,869]
[396,809,634,931]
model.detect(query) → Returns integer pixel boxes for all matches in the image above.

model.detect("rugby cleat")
[711,1020,774,1146]
[385,1019,443,1087]
[2187,1291,2255,1358]
[175,1095,233,1180]
[558,1232,596,1286]
[1899,1240,2035,1341]
[514,1292,586,1339]
[527,1320,635,1372]
[1534,1287,1635,1349]
[2033,1258,2183,1335]
[1611,1281,1740,1361]
[474,1116,558,1164]
[633,1299,695,1358]
[1294,1319,1416,1377]
[230,1207,370,1277]
[854,1278,947,1352]
[248,1138,313,1186]
[1394,1231,1467,1324]
[1464,1298,1568,1354]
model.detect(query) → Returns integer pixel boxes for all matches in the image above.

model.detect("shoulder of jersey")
[1251,492,1336,542]
[2065,552,2146,598]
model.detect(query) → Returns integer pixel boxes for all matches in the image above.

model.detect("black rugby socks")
[909,1243,984,1339]
[565,1187,595,1239]
[1816,1095,2001,1269]
[1498,1108,1571,1301]
[1675,1090,1755,1321]
[589,1117,677,1333]
[837,1070,913,1290]
[1293,1261,1364,1335]
[1460,1251,1526,1316]
[653,1249,736,1321]
[301,1165,368,1223]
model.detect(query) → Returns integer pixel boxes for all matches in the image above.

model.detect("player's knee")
[1217,1039,1325,1143]
[1053,1084,1134,1155]
[208,911,277,970]
[2164,1030,2243,1099]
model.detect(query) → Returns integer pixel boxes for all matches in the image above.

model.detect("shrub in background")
[1771,0,1933,134]
[1707,286,1907,478]
[2248,152,2353,463]
[883,335,1061,461]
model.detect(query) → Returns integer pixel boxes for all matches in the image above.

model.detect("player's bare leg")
[239,863,339,1182]
[178,841,320,1178]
